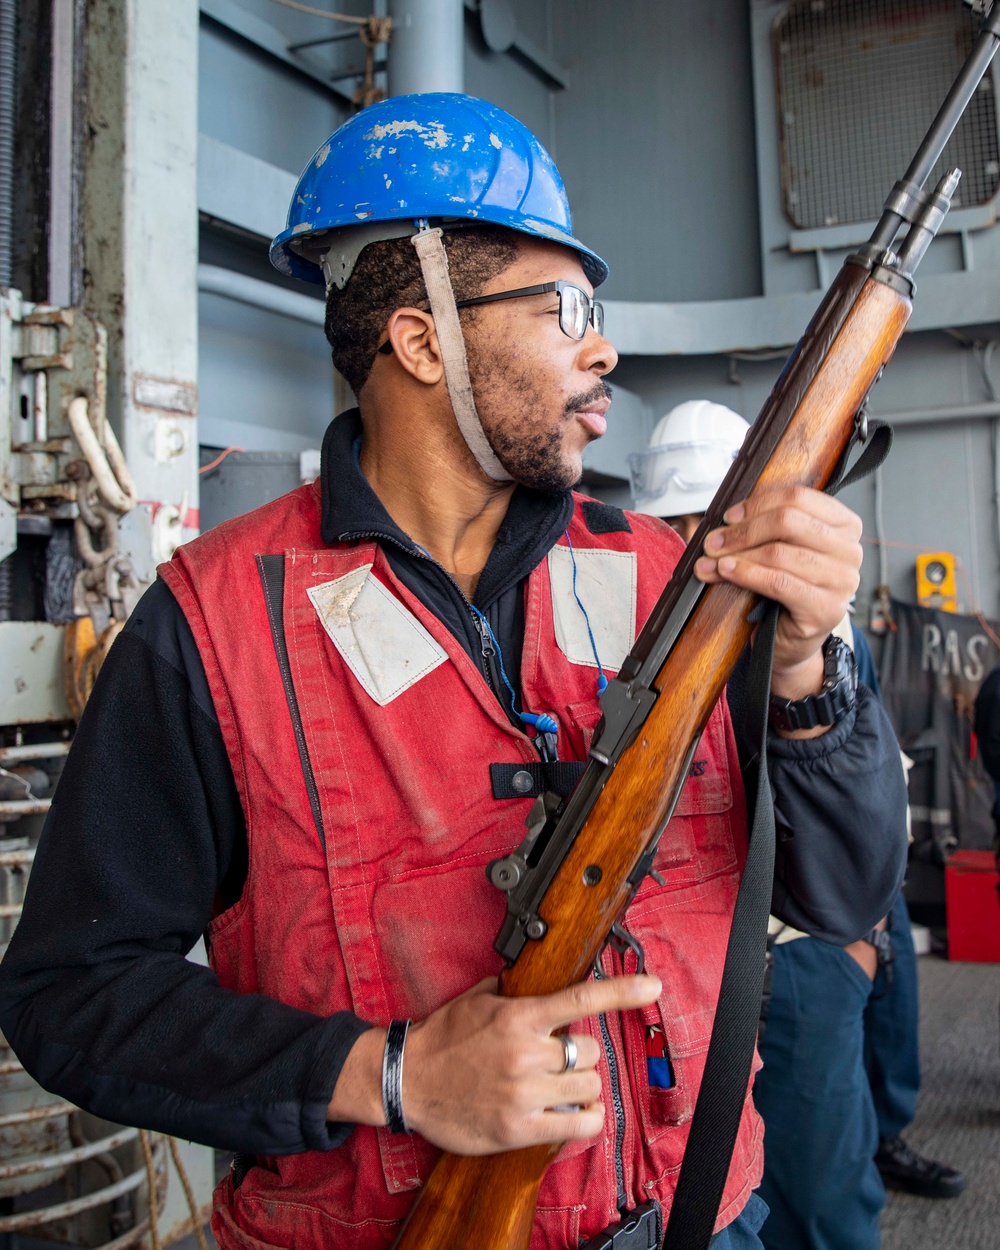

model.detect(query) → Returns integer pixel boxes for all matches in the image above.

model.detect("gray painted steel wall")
[550,0,763,304]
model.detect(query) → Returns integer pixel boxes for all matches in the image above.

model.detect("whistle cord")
[563,530,609,695]
[469,605,558,737]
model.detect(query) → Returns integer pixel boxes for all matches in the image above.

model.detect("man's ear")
[382,308,444,386]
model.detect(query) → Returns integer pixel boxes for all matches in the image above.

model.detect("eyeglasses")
[375,280,604,356]
[456,281,604,340]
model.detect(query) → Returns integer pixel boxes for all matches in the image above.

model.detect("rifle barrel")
[870,2,1000,250]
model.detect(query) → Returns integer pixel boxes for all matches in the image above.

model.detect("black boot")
[875,1136,965,1199]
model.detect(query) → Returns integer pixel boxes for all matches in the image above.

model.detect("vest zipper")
[594,962,629,1212]
[470,610,504,703]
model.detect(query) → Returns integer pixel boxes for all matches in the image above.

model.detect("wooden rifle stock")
[393,262,912,1250]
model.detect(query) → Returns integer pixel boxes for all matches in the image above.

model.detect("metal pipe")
[0,741,71,764]
[877,400,1000,426]
[870,5,1000,249]
[0,798,52,819]
[0,846,35,867]
[388,0,464,96]
[0,1140,162,1233]
[198,263,326,326]
[0,1100,77,1129]
[0,0,14,286]
[0,1126,139,1181]
[95,1217,155,1250]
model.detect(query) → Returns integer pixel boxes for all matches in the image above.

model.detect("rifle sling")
[661,599,778,1250]
[662,425,889,1250]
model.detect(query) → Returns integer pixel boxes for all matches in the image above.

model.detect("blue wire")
[469,605,558,735]
[411,541,559,736]
[563,530,609,695]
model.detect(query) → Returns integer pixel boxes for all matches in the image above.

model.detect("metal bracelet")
[381,1019,411,1136]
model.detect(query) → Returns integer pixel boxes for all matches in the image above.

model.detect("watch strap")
[768,635,857,733]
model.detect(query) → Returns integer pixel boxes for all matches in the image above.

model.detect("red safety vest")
[161,482,763,1250]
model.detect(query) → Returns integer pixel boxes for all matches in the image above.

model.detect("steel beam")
[198,133,296,241]
[604,268,1000,357]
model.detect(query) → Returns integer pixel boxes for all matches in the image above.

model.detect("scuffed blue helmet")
[269,93,609,289]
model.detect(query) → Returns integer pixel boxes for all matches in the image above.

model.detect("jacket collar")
[319,409,573,606]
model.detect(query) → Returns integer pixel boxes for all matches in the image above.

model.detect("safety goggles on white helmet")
[628,439,741,506]
[455,281,604,340]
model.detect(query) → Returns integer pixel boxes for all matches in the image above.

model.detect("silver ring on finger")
[559,1034,578,1074]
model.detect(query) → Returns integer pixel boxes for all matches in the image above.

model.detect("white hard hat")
[628,401,750,518]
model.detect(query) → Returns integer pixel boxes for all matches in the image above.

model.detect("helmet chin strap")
[410,224,513,484]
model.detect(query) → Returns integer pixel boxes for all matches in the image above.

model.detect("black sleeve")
[0,580,370,1155]
[974,664,1000,782]
[727,653,908,944]
[766,686,908,942]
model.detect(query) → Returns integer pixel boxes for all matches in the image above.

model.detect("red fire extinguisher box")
[945,850,1000,962]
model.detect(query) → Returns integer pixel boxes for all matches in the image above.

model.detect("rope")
[354,15,392,108]
[268,0,369,22]
[168,1137,210,1250]
[360,16,392,46]
[138,1131,161,1250]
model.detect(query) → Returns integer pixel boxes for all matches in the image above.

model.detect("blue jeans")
[710,1192,769,1249]
[754,937,885,1250]
[864,892,920,1139]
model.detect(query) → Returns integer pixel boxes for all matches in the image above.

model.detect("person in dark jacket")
[974,660,1000,860]
[630,406,960,1250]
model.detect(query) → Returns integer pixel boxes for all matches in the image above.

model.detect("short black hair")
[324,226,521,396]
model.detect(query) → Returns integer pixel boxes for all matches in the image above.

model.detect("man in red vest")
[0,96,907,1249]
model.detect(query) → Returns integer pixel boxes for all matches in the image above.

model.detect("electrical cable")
[860,534,1000,649]
[199,446,246,475]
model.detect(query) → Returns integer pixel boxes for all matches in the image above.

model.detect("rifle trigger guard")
[607,922,646,975]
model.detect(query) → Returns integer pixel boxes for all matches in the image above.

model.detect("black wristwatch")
[768,634,858,733]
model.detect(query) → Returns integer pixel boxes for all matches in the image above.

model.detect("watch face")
[823,636,858,694]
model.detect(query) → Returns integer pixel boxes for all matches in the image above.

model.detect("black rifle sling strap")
[661,599,778,1250]
[662,430,890,1249]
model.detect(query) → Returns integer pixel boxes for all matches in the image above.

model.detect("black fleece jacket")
[0,410,908,1155]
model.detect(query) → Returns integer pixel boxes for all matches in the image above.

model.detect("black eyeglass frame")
[375,280,604,355]
[455,280,604,340]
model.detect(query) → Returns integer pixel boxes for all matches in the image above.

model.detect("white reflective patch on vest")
[308,565,448,706]
[547,546,637,673]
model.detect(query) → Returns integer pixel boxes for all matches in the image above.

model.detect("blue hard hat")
[270,93,609,288]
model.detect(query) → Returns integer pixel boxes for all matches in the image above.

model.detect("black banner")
[878,599,1000,861]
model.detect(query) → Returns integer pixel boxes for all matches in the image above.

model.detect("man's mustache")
[564,381,613,417]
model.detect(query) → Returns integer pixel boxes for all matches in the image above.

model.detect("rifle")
[394,7,1000,1248]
